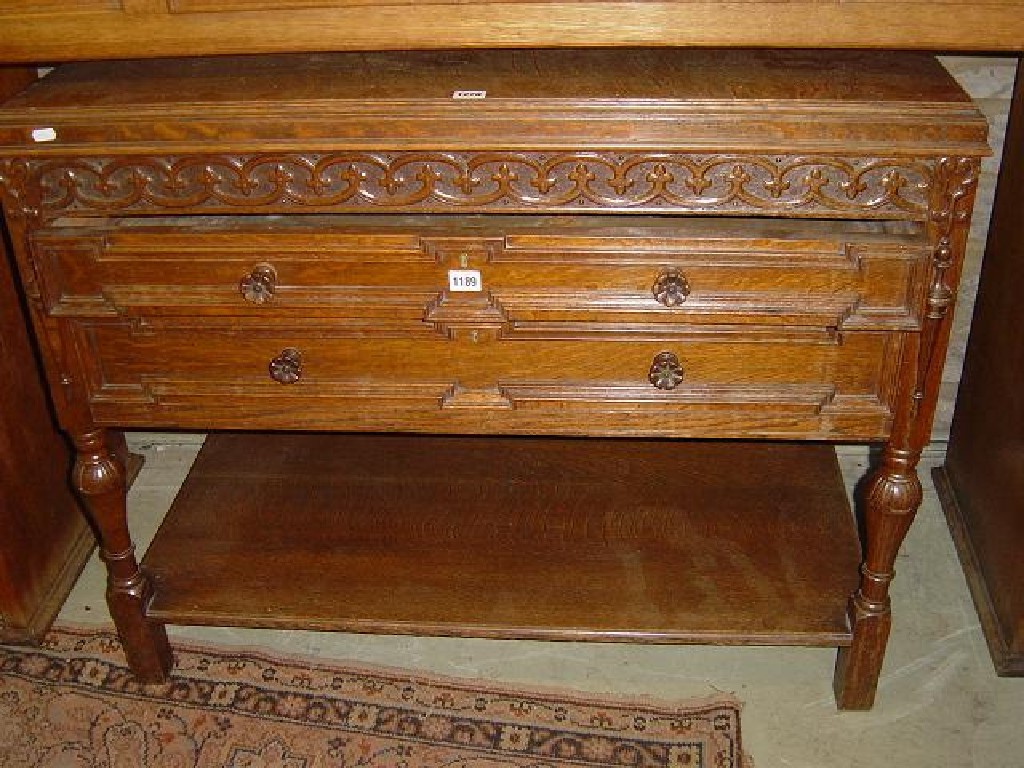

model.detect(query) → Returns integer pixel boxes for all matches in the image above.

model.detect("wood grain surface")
[142,432,862,646]
[0,50,986,159]
[1,1,1023,61]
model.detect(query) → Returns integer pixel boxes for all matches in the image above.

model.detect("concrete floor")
[57,435,1023,768]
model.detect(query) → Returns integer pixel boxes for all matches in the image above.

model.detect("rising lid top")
[0,49,989,155]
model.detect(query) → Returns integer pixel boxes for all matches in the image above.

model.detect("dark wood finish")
[69,428,171,678]
[1,1,1024,61]
[934,61,1024,676]
[143,433,862,645]
[0,66,94,645]
[0,50,988,708]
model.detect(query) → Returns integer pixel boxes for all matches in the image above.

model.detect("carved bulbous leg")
[72,428,172,683]
[834,447,923,709]
[105,429,130,471]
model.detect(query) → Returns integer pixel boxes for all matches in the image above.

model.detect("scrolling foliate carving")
[0,158,46,306]
[0,158,40,223]
[926,157,980,320]
[912,156,979,412]
[5,153,934,218]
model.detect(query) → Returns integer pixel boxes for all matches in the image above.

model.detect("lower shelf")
[142,433,861,646]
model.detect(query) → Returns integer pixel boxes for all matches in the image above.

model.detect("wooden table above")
[0,0,1023,62]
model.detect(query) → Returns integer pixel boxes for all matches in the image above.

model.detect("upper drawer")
[31,214,930,331]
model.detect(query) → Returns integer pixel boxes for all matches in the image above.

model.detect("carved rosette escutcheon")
[239,263,278,304]
[269,348,302,384]
[652,268,691,307]
[648,352,684,390]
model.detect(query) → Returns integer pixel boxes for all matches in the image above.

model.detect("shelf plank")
[143,433,861,646]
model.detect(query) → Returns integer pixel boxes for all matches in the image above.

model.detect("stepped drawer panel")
[65,317,903,439]
[32,215,930,331]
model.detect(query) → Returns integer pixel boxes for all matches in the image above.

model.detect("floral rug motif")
[0,626,745,767]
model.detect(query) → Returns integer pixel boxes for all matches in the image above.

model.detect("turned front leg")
[72,428,172,682]
[833,446,923,709]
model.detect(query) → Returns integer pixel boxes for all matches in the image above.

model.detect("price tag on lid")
[31,127,57,143]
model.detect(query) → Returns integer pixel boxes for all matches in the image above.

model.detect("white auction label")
[452,90,487,100]
[31,127,57,142]
[448,269,483,292]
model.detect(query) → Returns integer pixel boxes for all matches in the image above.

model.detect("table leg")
[71,427,172,683]
[834,446,923,709]
[834,136,982,707]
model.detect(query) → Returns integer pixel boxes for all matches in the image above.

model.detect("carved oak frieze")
[1,153,934,218]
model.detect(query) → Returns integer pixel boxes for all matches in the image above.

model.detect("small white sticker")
[448,269,483,292]
[31,127,57,143]
[452,90,487,100]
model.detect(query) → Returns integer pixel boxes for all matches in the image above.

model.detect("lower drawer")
[72,318,902,439]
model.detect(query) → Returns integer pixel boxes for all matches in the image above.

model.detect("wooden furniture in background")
[0,66,95,645]
[934,62,1024,676]
[2,0,1024,59]
[0,50,988,708]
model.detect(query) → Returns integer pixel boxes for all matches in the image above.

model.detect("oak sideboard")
[0,48,989,709]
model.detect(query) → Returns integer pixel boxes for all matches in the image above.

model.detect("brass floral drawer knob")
[648,351,684,390]
[652,268,691,307]
[269,348,302,384]
[240,263,278,304]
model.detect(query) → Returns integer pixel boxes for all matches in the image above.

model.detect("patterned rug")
[0,626,746,767]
